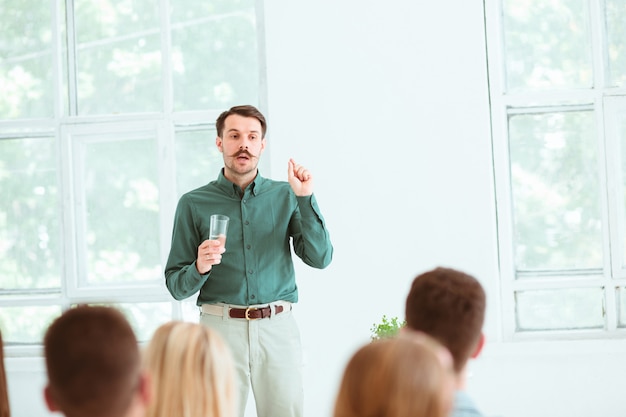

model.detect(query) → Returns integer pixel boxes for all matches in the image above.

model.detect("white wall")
[7,1,626,417]
[262,1,626,417]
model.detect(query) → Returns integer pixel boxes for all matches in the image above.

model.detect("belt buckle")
[245,307,257,320]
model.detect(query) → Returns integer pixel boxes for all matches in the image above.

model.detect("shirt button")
[243,199,247,203]
[245,221,249,225]
[248,269,253,274]
[251,294,256,299]
[246,244,251,249]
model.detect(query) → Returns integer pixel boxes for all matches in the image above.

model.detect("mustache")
[231,150,255,158]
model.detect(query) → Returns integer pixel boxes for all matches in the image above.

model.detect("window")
[485,0,626,339]
[0,0,264,349]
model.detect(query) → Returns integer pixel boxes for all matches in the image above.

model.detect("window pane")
[606,0,626,87]
[171,0,259,111]
[80,136,160,285]
[0,138,61,290]
[516,288,604,331]
[74,0,162,114]
[181,295,201,322]
[0,305,62,344]
[0,1,54,118]
[618,110,626,266]
[175,127,223,196]
[502,0,591,91]
[509,111,602,270]
[83,302,172,342]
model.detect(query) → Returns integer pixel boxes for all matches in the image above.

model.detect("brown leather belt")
[229,305,285,320]
[201,302,291,320]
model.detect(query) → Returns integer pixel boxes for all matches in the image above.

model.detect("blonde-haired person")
[334,332,455,417]
[143,321,237,417]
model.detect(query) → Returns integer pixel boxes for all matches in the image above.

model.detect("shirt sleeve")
[164,195,210,300]
[290,194,333,269]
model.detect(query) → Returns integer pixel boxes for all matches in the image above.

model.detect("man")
[404,267,487,417]
[43,305,150,417]
[165,104,333,417]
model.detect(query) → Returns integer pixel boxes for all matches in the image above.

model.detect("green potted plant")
[370,315,406,341]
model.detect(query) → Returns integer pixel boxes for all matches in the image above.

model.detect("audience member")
[43,306,150,417]
[0,331,10,417]
[142,321,237,417]
[405,267,487,417]
[333,332,455,417]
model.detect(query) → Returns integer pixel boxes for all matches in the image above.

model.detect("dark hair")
[44,306,140,417]
[215,105,267,138]
[0,331,10,417]
[405,267,486,373]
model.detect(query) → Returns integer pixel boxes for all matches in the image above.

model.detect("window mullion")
[255,0,269,114]
[60,124,80,300]
[603,97,626,280]
[160,0,172,112]
[589,0,609,88]
[593,95,617,331]
[157,120,176,286]
[492,107,516,341]
[52,0,64,119]
[605,282,618,331]
[64,0,79,116]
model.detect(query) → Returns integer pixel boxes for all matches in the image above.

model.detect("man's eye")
[250,135,257,140]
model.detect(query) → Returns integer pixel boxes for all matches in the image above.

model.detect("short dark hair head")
[215,105,267,139]
[44,305,140,417]
[405,267,486,373]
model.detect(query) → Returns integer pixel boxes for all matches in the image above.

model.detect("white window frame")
[0,0,266,354]
[485,0,626,341]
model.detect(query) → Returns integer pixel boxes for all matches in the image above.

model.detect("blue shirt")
[164,170,333,306]
[453,390,485,417]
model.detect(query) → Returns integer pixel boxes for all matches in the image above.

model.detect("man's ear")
[216,136,223,153]
[137,372,151,406]
[471,333,485,359]
[43,385,60,412]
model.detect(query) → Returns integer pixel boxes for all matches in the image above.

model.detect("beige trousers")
[200,304,303,417]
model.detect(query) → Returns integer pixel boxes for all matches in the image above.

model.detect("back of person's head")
[405,267,486,373]
[0,331,10,417]
[43,305,143,417]
[143,321,237,417]
[333,333,455,417]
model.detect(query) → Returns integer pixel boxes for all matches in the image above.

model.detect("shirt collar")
[216,169,266,197]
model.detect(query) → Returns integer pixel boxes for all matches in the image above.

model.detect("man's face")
[216,114,266,178]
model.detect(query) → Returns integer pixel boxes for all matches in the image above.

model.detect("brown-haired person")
[165,104,333,417]
[0,331,10,417]
[43,306,150,417]
[143,321,237,417]
[333,332,455,417]
[405,267,487,417]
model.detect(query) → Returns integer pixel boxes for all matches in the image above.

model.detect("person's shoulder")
[452,391,485,417]
[176,182,218,206]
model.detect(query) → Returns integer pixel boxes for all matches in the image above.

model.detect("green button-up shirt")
[165,170,333,306]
